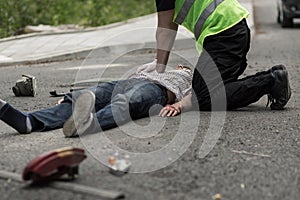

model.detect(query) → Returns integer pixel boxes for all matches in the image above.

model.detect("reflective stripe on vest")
[174,0,195,24]
[174,0,224,40]
[194,0,224,40]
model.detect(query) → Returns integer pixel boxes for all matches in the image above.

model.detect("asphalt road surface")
[0,0,299,199]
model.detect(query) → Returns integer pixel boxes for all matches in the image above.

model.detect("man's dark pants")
[192,19,274,110]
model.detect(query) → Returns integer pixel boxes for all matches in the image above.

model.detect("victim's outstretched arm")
[159,93,193,117]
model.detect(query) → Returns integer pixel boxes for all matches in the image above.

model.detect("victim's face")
[177,65,192,72]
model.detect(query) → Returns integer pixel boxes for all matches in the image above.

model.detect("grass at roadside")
[0,0,156,38]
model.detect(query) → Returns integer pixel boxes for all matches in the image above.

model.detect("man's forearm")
[156,10,178,73]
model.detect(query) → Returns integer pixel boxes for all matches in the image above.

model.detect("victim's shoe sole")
[63,91,95,137]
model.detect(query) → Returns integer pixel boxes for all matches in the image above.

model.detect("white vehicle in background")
[277,0,300,27]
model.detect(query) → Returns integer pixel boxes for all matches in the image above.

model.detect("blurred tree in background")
[0,0,155,38]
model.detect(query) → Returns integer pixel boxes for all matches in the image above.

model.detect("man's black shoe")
[268,65,291,110]
[267,64,285,73]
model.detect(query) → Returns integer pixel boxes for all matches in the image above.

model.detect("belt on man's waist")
[155,84,175,104]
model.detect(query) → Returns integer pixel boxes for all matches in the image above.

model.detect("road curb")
[0,38,196,67]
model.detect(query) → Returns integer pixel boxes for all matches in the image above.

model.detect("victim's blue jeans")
[30,79,167,132]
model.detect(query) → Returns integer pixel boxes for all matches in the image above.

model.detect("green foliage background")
[0,0,156,38]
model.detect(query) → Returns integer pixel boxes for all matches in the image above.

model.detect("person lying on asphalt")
[0,65,192,137]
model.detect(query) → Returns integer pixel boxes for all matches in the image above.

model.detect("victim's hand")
[159,103,182,117]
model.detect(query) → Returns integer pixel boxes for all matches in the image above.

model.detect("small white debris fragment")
[108,156,131,176]
[241,183,245,189]
[114,152,119,157]
[124,154,130,159]
[213,193,222,200]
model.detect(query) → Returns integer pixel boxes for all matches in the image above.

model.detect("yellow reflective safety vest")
[174,0,249,53]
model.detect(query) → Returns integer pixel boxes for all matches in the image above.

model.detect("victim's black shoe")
[268,65,291,110]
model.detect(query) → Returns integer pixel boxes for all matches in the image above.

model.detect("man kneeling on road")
[0,65,192,137]
[159,65,292,117]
